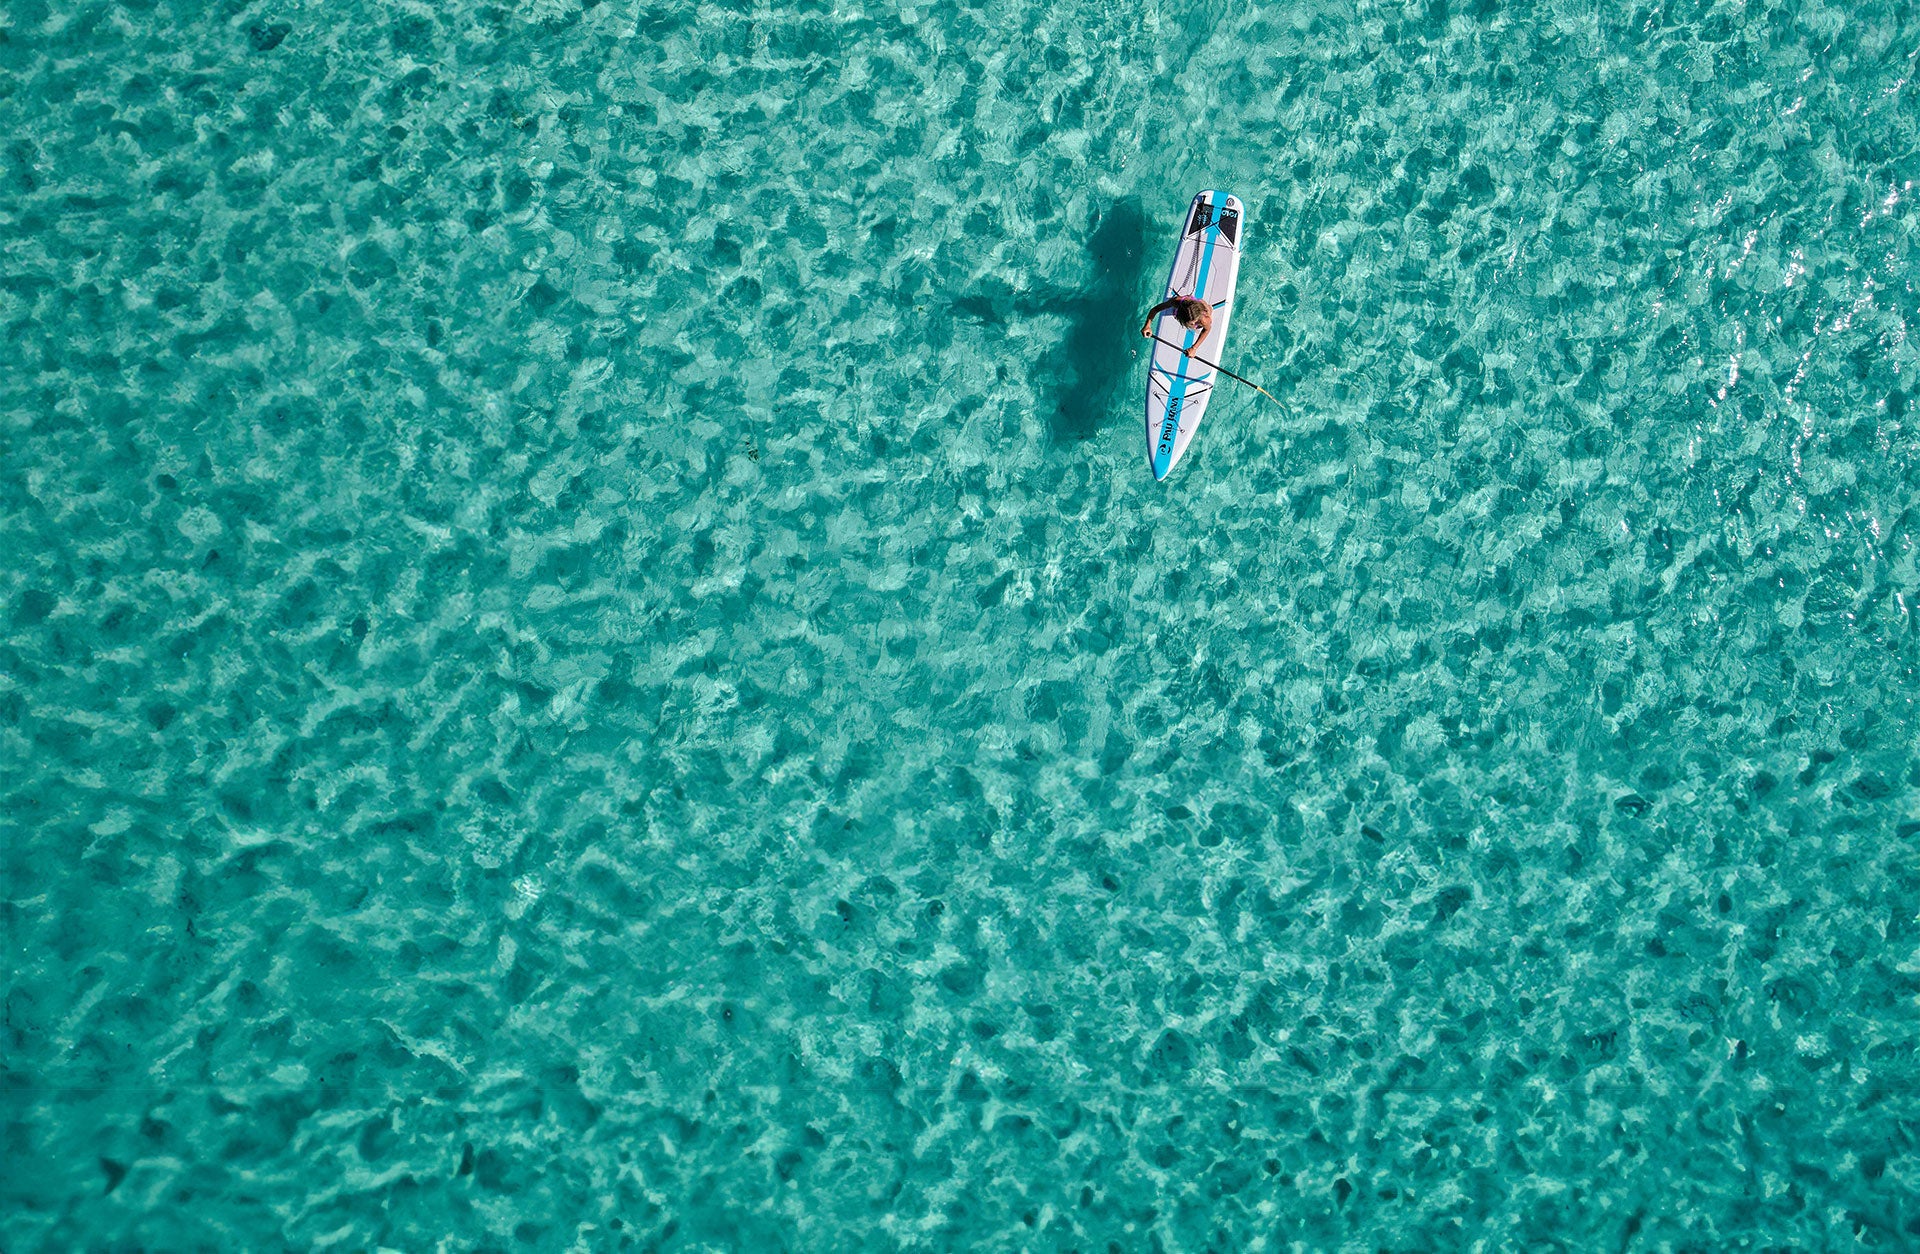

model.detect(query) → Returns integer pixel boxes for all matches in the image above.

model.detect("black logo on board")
[1156,398,1182,455]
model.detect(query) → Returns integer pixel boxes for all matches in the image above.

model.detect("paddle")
[1144,331,1281,405]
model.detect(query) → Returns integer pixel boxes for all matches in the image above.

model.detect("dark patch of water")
[953,198,1150,443]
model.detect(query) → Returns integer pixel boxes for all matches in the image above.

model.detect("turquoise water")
[5,0,1919,1246]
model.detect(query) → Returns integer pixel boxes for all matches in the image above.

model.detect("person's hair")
[1175,298,1206,327]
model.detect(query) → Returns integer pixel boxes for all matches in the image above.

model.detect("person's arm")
[1139,299,1179,337]
[1183,321,1210,356]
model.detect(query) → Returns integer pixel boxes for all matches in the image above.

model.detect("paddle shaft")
[1145,331,1280,405]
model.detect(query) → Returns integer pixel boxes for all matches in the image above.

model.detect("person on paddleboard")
[1140,295,1213,356]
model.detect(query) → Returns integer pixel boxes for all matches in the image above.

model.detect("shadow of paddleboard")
[952,198,1149,444]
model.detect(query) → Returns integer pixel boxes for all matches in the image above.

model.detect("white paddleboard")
[1144,190,1244,481]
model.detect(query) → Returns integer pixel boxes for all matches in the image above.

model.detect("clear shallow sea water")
[4,0,1919,1247]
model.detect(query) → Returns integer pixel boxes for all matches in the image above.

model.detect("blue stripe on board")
[1153,192,1223,481]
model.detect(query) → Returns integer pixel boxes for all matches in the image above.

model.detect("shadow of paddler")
[952,198,1150,444]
